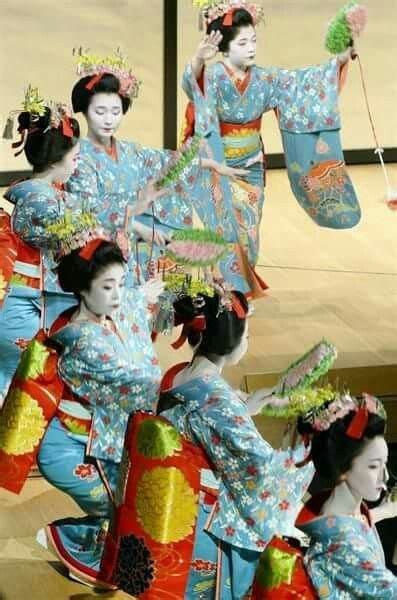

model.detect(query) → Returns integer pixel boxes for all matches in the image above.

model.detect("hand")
[371,494,397,523]
[195,31,223,62]
[245,387,279,416]
[133,179,169,216]
[133,221,170,246]
[143,277,165,304]
[336,45,356,65]
[202,158,250,178]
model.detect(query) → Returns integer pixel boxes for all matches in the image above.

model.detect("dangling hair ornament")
[73,46,141,100]
[2,85,46,155]
[192,0,265,30]
[3,85,75,156]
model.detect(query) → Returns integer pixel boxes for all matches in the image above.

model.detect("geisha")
[294,393,397,598]
[181,1,361,297]
[67,49,245,279]
[99,289,318,598]
[0,92,81,404]
[34,236,162,588]
[0,89,158,405]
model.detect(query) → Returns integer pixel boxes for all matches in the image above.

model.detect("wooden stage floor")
[1,164,397,598]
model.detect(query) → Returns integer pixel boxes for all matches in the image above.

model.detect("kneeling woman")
[295,394,397,598]
[103,291,315,598]
[37,239,162,587]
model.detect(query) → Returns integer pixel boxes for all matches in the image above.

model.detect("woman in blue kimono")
[181,5,360,297]
[294,393,397,598]
[102,290,315,598]
[36,238,163,588]
[1,97,160,406]
[67,51,244,279]
[0,100,81,405]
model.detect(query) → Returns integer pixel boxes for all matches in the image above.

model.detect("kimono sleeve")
[307,538,397,598]
[58,326,152,409]
[12,188,64,248]
[133,141,201,198]
[183,382,314,550]
[271,58,341,133]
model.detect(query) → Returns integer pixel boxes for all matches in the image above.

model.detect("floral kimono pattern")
[36,287,161,585]
[156,373,314,599]
[182,59,360,295]
[0,180,78,404]
[66,138,200,280]
[296,493,397,599]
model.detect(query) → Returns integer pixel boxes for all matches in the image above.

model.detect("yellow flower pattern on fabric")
[136,466,198,543]
[17,340,49,381]
[10,273,29,287]
[0,389,46,455]
[0,271,7,300]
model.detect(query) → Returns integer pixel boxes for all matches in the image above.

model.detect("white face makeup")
[51,143,80,183]
[86,93,123,144]
[226,320,249,365]
[227,25,257,71]
[81,263,126,318]
[346,436,389,502]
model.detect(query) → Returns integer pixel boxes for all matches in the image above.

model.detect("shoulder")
[51,320,108,353]
[5,179,52,204]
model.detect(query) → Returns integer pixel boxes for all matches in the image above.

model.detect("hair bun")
[17,111,31,130]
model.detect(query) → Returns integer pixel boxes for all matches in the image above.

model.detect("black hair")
[57,241,126,296]
[71,73,131,115]
[298,409,386,487]
[18,107,79,173]
[173,291,248,357]
[207,8,254,53]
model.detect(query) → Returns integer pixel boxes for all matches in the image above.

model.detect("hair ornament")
[45,210,110,260]
[3,86,75,155]
[192,0,265,30]
[300,390,386,437]
[73,46,141,100]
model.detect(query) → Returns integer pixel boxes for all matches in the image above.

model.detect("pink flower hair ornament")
[192,0,265,30]
[74,47,141,100]
[303,391,386,439]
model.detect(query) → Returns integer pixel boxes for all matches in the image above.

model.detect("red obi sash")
[100,412,215,598]
[0,309,78,494]
[0,209,41,307]
[219,116,262,137]
[0,329,64,493]
[251,537,317,599]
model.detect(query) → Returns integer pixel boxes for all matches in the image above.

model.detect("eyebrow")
[101,278,126,283]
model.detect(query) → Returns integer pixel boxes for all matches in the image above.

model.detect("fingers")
[205,30,222,47]
[153,231,170,246]
[232,168,250,176]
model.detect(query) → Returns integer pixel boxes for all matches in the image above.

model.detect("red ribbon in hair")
[61,115,74,138]
[346,407,369,439]
[223,8,236,26]
[78,238,104,261]
[172,314,206,350]
[85,73,104,91]
[231,292,247,319]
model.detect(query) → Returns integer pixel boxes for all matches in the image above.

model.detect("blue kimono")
[37,287,161,584]
[66,138,201,280]
[296,494,397,599]
[159,371,314,599]
[182,59,360,295]
[0,180,78,404]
